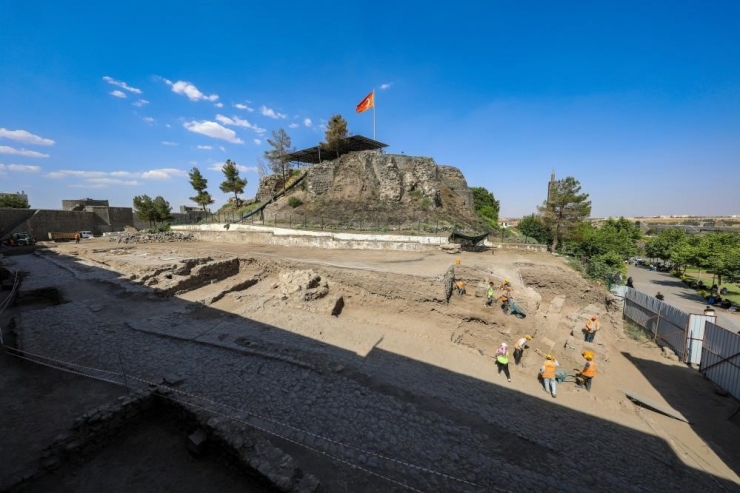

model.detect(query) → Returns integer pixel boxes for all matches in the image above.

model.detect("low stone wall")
[3,389,319,493]
[489,242,548,253]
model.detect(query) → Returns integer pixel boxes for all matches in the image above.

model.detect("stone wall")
[2,206,136,239]
[62,199,109,211]
[438,165,474,210]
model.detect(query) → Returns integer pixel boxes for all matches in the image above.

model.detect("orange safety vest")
[541,360,557,379]
[582,361,597,378]
[585,319,599,333]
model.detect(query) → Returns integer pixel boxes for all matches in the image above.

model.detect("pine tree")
[219,159,247,205]
[264,129,294,190]
[322,114,349,159]
[537,176,591,251]
[188,167,214,212]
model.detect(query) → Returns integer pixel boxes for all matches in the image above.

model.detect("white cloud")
[45,167,186,187]
[4,163,41,173]
[183,120,243,144]
[110,90,127,98]
[207,162,257,173]
[260,105,287,119]
[162,78,219,102]
[214,102,223,108]
[218,146,226,152]
[215,114,266,134]
[87,177,140,186]
[253,139,261,145]
[141,168,188,179]
[143,117,155,123]
[196,145,213,150]
[234,102,254,112]
[380,82,392,90]
[133,99,149,107]
[161,141,178,146]
[0,128,55,146]
[102,76,142,94]
[303,118,312,127]
[0,146,50,158]
[288,123,299,129]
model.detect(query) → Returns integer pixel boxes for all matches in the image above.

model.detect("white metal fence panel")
[700,322,740,401]
[623,289,689,360]
[686,314,715,365]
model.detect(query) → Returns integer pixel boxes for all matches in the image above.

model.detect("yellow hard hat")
[585,354,593,361]
[525,335,532,340]
[546,354,554,360]
[505,278,510,282]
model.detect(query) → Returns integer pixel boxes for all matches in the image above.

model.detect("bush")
[146,223,171,233]
[288,196,303,208]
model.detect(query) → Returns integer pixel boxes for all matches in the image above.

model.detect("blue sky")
[1,1,739,218]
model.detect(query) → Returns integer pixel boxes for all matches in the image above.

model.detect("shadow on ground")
[2,247,739,492]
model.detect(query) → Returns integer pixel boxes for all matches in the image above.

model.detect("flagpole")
[373,89,376,141]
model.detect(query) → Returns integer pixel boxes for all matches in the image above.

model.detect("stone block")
[188,428,208,456]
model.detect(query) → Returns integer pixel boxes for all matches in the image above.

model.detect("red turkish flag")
[356,91,374,113]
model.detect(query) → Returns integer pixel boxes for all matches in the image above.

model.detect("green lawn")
[681,267,740,306]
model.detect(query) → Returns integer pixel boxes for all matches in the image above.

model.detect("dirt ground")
[3,238,740,491]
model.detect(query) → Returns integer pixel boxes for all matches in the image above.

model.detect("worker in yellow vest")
[540,354,560,398]
[486,282,495,307]
[495,343,511,382]
[584,315,599,343]
[513,335,532,365]
[579,353,597,392]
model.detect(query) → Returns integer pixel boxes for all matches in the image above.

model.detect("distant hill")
[256,151,486,231]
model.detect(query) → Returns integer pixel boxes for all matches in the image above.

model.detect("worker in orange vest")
[540,354,560,398]
[579,353,597,392]
[584,315,599,343]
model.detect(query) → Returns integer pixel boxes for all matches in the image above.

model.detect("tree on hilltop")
[188,167,214,212]
[219,159,247,206]
[322,114,349,159]
[537,176,591,251]
[264,128,294,190]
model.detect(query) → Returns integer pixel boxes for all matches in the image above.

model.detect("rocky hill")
[256,151,484,230]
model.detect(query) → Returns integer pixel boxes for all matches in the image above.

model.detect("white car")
[80,231,94,239]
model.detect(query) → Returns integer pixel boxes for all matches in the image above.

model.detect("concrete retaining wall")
[172,224,549,253]
[173,223,448,251]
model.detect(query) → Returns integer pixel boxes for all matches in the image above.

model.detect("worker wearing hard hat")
[486,282,495,307]
[500,278,511,290]
[540,354,560,398]
[513,335,533,366]
[578,353,597,392]
[584,315,600,343]
[495,343,512,382]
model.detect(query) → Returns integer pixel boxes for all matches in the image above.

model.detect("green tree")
[219,159,247,206]
[133,195,157,227]
[645,228,686,262]
[264,128,294,190]
[572,218,640,259]
[0,194,30,208]
[153,196,172,223]
[696,233,740,287]
[322,114,349,159]
[538,176,591,251]
[188,167,214,212]
[517,214,550,244]
[471,187,500,230]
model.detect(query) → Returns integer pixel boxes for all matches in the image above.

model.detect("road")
[627,265,740,332]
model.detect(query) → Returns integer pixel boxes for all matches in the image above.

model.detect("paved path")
[627,265,740,332]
